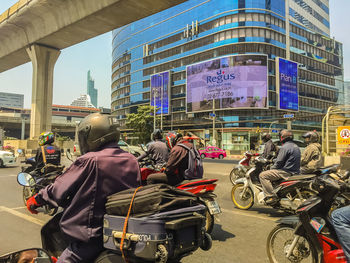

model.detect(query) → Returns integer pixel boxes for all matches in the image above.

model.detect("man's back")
[35,144,61,169]
[37,143,141,242]
[166,140,193,178]
[273,141,301,174]
[147,140,169,164]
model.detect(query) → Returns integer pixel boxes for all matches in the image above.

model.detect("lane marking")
[0,206,45,226]
[221,208,279,222]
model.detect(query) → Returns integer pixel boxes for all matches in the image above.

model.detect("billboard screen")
[186,54,268,113]
[150,71,170,115]
[276,57,298,111]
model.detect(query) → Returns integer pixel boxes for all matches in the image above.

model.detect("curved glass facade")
[111,0,343,153]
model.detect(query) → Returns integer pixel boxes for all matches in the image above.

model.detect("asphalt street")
[0,157,285,262]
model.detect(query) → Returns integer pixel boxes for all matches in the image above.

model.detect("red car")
[199,146,227,159]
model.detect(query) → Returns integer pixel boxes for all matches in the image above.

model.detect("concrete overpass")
[0,0,187,138]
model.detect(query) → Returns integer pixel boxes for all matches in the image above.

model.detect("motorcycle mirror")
[0,248,53,263]
[66,149,73,162]
[17,172,35,187]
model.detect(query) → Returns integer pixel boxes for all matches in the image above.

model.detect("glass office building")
[111,0,343,153]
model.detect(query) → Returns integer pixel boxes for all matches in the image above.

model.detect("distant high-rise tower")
[87,70,98,107]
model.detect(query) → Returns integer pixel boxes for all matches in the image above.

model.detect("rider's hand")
[26,194,40,214]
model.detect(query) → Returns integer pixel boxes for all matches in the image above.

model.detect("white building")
[0,92,24,108]
[71,94,96,108]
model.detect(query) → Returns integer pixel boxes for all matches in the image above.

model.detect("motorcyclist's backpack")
[177,143,204,180]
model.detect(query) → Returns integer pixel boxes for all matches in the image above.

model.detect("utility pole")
[0,127,4,149]
[153,89,158,131]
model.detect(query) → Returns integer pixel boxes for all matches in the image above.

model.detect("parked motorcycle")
[16,172,212,263]
[231,155,318,213]
[229,151,259,185]
[139,156,221,234]
[266,170,350,263]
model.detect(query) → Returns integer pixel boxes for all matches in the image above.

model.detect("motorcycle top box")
[103,204,211,263]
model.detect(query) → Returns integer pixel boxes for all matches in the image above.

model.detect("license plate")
[310,217,326,233]
[206,200,221,215]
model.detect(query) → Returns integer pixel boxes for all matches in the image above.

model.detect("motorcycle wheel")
[200,232,212,251]
[155,244,168,263]
[231,183,254,210]
[205,209,214,234]
[267,224,316,263]
[229,167,242,185]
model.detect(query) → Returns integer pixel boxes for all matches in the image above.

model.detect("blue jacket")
[272,140,301,174]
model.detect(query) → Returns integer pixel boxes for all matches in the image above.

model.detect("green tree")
[126,105,159,144]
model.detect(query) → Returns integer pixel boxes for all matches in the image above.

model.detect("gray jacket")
[137,140,169,165]
[36,142,141,242]
[272,140,301,174]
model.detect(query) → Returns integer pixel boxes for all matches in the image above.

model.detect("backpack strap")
[177,143,190,151]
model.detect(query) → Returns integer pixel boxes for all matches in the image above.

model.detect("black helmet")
[262,133,271,143]
[279,129,293,144]
[78,113,120,154]
[151,129,163,140]
[302,131,319,143]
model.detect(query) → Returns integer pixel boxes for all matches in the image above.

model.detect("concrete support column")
[26,44,60,139]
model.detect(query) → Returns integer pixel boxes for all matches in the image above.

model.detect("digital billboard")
[150,71,170,115]
[186,54,268,113]
[276,57,298,111]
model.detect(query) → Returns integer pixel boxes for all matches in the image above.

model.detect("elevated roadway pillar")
[26,44,60,139]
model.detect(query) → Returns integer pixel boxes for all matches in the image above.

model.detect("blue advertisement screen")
[278,58,298,111]
[150,71,170,115]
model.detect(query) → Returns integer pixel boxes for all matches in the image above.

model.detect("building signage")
[283,113,295,119]
[276,57,298,111]
[150,71,170,115]
[186,54,268,113]
[337,126,350,145]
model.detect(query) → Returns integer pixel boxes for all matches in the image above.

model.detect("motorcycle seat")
[286,174,317,181]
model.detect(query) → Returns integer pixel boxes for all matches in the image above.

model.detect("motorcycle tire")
[200,233,212,251]
[267,224,316,263]
[231,183,254,210]
[229,167,241,185]
[205,209,214,234]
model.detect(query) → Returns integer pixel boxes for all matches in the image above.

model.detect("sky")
[0,0,349,109]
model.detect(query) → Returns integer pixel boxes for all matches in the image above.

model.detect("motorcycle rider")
[33,131,61,173]
[331,206,350,262]
[261,133,277,159]
[147,131,194,186]
[137,129,169,165]
[25,112,141,263]
[300,131,322,174]
[259,129,301,205]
